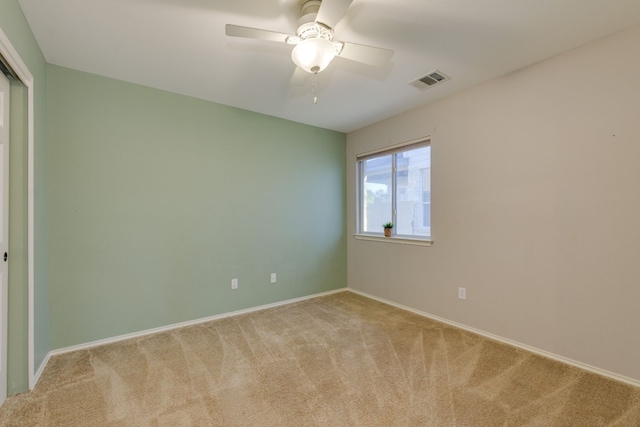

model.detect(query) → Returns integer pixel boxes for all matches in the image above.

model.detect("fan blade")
[225,24,293,44]
[338,42,394,67]
[315,0,353,29]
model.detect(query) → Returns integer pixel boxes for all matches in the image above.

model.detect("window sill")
[353,234,433,247]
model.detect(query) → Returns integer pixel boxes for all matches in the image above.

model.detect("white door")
[0,72,9,405]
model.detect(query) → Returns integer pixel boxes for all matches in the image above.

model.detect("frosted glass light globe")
[291,38,337,73]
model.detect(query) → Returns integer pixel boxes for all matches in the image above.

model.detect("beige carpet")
[1,291,639,426]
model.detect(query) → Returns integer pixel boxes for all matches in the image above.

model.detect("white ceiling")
[17,0,640,133]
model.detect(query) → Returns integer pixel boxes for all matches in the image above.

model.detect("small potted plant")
[383,222,394,237]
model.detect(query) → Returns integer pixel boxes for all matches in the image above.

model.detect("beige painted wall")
[347,25,640,382]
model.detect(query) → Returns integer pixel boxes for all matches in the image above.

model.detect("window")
[357,139,431,241]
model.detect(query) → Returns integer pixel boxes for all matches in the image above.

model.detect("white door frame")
[0,26,36,390]
[0,63,10,407]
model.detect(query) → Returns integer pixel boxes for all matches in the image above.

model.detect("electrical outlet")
[270,273,277,283]
[231,278,238,290]
[458,287,466,300]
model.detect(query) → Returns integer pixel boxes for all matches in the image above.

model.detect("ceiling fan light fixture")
[291,37,336,73]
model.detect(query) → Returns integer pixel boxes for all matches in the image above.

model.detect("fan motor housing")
[297,22,333,40]
[297,0,325,38]
[300,0,321,16]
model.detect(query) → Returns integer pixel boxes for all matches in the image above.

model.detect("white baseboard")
[33,286,638,391]
[33,351,51,388]
[33,288,347,389]
[347,288,640,388]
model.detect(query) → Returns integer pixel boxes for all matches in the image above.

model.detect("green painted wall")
[0,1,49,394]
[47,65,346,349]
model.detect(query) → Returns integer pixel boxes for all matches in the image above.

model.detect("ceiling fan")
[225,0,394,75]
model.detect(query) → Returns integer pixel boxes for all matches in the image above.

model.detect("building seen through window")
[358,141,430,238]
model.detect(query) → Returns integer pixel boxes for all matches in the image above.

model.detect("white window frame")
[355,137,433,246]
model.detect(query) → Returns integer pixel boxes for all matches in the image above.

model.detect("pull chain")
[312,71,318,104]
